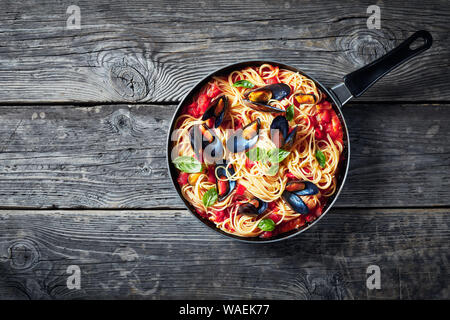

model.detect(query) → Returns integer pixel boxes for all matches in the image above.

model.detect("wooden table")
[0,0,449,299]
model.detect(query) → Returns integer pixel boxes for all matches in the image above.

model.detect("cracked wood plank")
[0,0,448,103]
[0,103,449,208]
[0,208,448,299]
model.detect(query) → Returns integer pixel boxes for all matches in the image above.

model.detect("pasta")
[171,64,344,238]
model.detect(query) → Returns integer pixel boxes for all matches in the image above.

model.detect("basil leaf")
[286,104,294,121]
[315,149,327,168]
[258,219,276,231]
[172,156,203,173]
[266,164,279,176]
[267,148,290,164]
[202,187,218,208]
[246,147,266,162]
[232,80,255,88]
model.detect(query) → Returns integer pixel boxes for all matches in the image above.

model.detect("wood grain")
[0,0,448,103]
[0,208,448,299]
[0,103,449,209]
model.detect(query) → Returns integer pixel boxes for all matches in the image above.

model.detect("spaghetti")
[171,64,344,238]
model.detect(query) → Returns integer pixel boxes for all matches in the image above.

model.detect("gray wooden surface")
[0,0,449,299]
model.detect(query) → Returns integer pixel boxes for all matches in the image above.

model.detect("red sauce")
[177,74,344,239]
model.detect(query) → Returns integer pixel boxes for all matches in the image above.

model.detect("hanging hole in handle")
[408,30,433,52]
[409,37,425,51]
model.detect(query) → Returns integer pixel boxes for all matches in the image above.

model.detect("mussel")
[294,93,316,105]
[238,198,268,216]
[244,83,291,113]
[202,94,228,128]
[282,180,319,214]
[190,123,224,163]
[216,162,236,201]
[270,115,298,149]
[226,119,261,153]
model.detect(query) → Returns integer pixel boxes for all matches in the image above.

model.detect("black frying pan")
[166,30,432,243]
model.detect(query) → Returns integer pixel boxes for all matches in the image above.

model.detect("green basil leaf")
[258,219,276,231]
[202,187,218,208]
[286,104,295,121]
[267,148,290,164]
[172,156,203,173]
[315,149,327,168]
[232,80,255,88]
[266,164,279,176]
[246,147,266,162]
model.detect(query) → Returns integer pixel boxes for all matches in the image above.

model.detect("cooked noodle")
[172,64,343,238]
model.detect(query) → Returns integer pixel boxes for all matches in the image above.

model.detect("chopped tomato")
[314,128,325,140]
[308,115,317,128]
[305,214,315,223]
[330,112,343,142]
[317,100,332,110]
[235,184,246,196]
[317,109,331,123]
[214,210,228,222]
[313,205,323,217]
[265,77,278,84]
[196,209,208,218]
[245,157,255,169]
[206,83,221,98]
[268,213,281,223]
[260,231,274,238]
[197,94,210,114]
[268,201,277,210]
[234,117,243,129]
[207,168,216,183]
[286,172,296,179]
[177,172,189,186]
[278,216,305,233]
[186,101,200,118]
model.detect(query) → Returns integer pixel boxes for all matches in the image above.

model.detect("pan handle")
[330,30,432,106]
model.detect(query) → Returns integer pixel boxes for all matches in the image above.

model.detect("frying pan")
[166,30,432,243]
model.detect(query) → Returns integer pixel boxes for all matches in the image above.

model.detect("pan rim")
[166,60,350,243]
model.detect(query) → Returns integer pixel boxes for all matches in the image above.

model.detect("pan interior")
[166,60,350,243]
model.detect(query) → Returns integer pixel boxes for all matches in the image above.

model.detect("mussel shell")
[238,198,268,216]
[295,93,316,105]
[202,94,228,128]
[270,115,289,148]
[216,162,236,201]
[190,124,224,163]
[248,83,290,101]
[243,83,291,113]
[284,125,298,149]
[285,180,319,196]
[282,191,309,214]
[226,119,260,153]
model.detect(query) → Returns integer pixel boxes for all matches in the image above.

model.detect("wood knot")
[343,30,393,67]
[291,265,348,300]
[110,64,149,101]
[8,240,40,270]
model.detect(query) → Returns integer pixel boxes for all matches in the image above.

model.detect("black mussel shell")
[216,162,236,201]
[243,83,290,113]
[282,191,309,214]
[202,94,228,128]
[285,180,319,196]
[190,124,224,163]
[226,119,260,153]
[295,93,316,105]
[238,198,268,216]
[284,125,298,149]
[270,115,289,148]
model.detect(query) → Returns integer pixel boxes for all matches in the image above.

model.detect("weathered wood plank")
[0,103,449,208]
[0,208,448,299]
[0,0,448,103]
